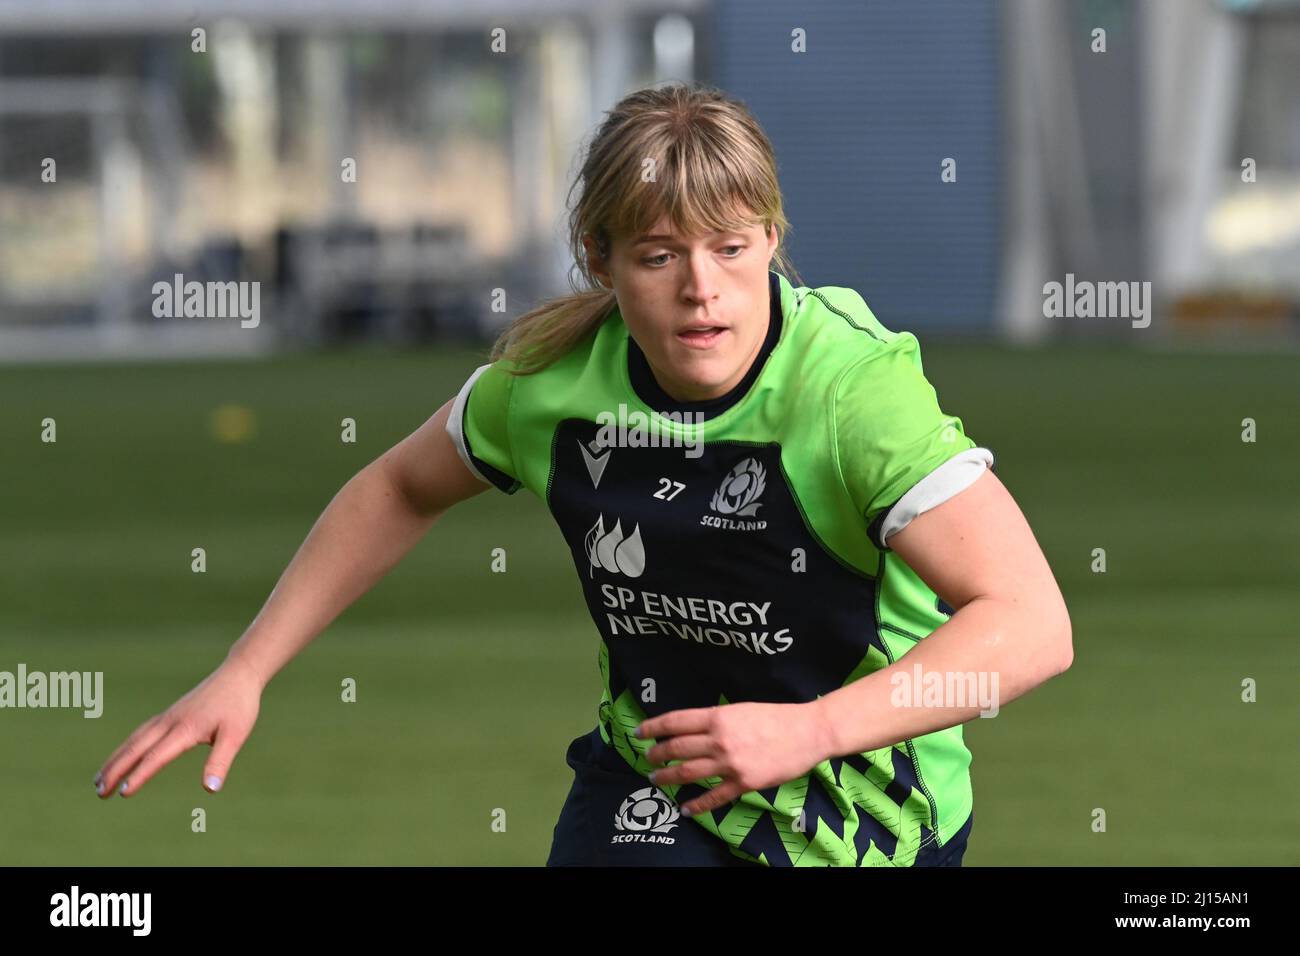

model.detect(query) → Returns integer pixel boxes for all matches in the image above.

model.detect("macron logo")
[49,886,151,936]
[579,439,612,489]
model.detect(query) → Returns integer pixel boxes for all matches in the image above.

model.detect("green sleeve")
[832,333,986,549]
[445,360,523,494]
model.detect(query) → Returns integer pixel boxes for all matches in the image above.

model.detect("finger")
[646,733,715,766]
[650,757,726,789]
[682,780,745,817]
[96,717,168,799]
[637,707,714,741]
[118,726,203,798]
[202,722,250,793]
[97,715,164,782]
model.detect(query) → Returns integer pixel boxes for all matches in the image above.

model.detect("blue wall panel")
[709,0,1002,331]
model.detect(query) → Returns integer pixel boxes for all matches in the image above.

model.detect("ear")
[582,235,615,290]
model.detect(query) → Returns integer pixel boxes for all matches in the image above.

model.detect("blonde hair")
[489,82,803,375]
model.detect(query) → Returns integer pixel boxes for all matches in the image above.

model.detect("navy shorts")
[546,728,973,867]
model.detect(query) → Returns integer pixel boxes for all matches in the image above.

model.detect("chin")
[668,350,731,382]
[674,362,744,400]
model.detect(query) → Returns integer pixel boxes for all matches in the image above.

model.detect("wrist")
[807,695,843,763]
[223,650,270,692]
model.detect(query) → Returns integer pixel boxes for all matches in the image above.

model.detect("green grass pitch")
[1,342,1295,865]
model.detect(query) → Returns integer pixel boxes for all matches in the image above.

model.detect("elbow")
[1012,597,1071,681]
[988,590,1073,680]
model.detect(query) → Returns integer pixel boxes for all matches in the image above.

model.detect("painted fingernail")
[648,770,658,784]
[118,780,129,795]
[95,781,106,796]
[634,725,643,738]
[205,775,223,792]
[682,806,694,817]
[93,772,103,787]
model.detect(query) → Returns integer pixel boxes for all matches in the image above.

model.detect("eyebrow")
[632,231,746,245]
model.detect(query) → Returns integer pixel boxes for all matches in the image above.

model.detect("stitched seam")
[829,358,864,528]
[775,445,877,583]
[808,288,884,341]
[830,350,895,528]
[881,621,926,644]
[875,554,942,856]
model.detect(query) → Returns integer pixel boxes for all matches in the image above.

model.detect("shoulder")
[463,313,614,407]
[791,279,895,342]
[495,309,624,395]
[780,276,927,399]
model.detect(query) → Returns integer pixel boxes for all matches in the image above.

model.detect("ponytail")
[489,287,618,375]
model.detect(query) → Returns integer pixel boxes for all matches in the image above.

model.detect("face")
[583,214,780,404]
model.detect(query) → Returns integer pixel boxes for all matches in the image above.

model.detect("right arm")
[94,395,492,799]
[225,395,491,689]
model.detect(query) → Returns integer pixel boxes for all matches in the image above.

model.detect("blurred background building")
[3,1,1297,870]
[0,0,1297,360]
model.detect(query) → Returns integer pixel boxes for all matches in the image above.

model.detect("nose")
[681,252,721,307]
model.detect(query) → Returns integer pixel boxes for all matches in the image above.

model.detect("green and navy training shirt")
[446,270,995,866]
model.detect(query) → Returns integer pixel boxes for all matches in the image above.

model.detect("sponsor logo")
[585,513,646,578]
[578,439,612,489]
[702,457,767,531]
[611,786,680,845]
[600,584,795,655]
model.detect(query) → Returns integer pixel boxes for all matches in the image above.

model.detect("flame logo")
[585,513,646,577]
[710,457,766,517]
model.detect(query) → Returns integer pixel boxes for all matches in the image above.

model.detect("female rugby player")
[94,82,1072,867]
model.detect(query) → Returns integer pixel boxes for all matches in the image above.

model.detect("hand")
[637,699,837,818]
[93,654,265,799]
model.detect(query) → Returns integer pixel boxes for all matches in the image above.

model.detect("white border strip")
[445,363,495,486]
[880,447,996,545]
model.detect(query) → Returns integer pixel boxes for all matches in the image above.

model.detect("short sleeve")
[445,361,523,494]
[833,334,995,550]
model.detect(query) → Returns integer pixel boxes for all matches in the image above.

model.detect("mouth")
[675,324,729,349]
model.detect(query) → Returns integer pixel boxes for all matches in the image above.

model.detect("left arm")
[639,468,1072,816]
[813,467,1072,757]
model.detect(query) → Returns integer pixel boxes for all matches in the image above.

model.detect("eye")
[642,245,743,267]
